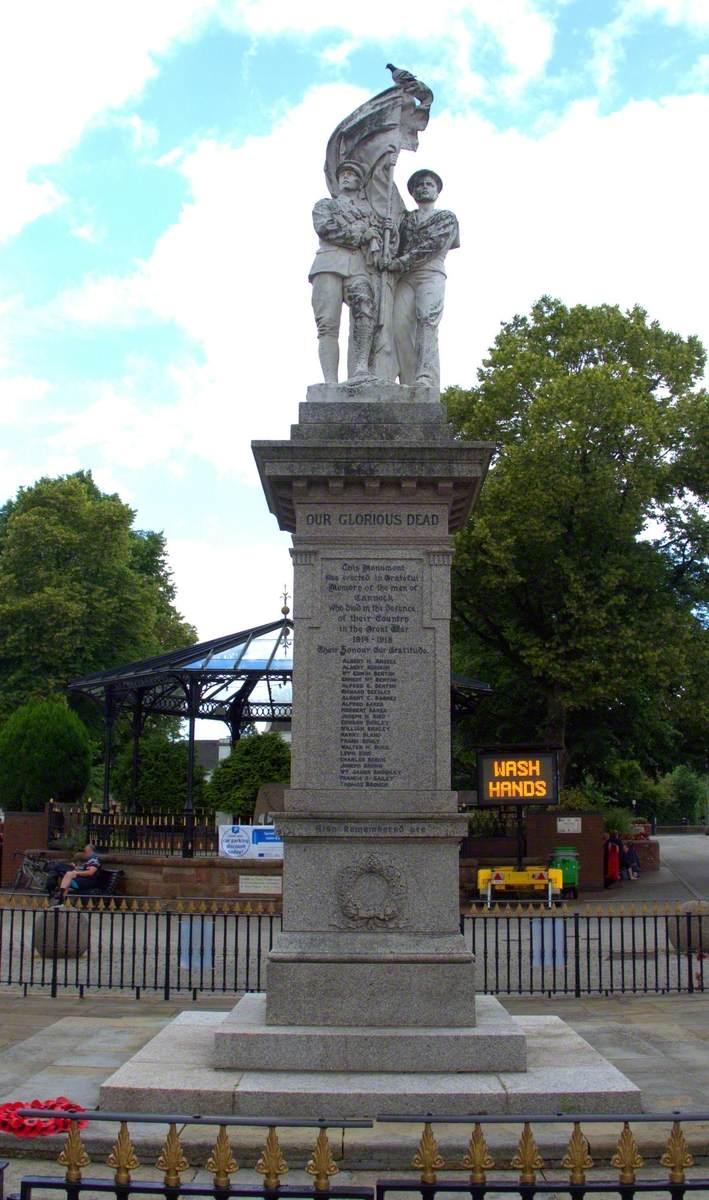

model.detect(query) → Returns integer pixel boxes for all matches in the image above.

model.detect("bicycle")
[10,851,55,895]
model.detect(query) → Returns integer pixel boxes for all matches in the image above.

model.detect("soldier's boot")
[318,335,339,384]
[348,316,375,381]
[414,322,440,390]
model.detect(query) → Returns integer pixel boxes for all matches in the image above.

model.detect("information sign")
[239,876,283,895]
[218,825,283,860]
[477,749,559,806]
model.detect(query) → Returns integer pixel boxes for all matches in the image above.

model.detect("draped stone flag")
[323,72,433,379]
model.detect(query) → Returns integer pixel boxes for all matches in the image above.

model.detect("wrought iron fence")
[47,804,222,856]
[0,897,704,998]
[9,1108,709,1199]
[86,810,219,857]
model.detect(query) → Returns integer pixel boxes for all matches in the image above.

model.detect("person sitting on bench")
[50,845,103,905]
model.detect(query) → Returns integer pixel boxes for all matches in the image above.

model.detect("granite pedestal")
[101,386,641,1116]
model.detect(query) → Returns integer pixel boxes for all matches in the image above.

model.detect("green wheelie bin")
[549,845,580,898]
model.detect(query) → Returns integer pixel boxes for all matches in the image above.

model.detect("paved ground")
[0,992,707,1171]
[0,991,706,1113]
[578,833,709,904]
[654,833,709,900]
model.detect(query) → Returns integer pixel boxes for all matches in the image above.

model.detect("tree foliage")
[0,471,196,722]
[111,733,207,813]
[447,297,709,788]
[0,699,92,811]
[207,731,291,820]
[655,765,707,824]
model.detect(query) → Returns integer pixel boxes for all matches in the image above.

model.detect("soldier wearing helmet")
[309,160,384,383]
[387,168,459,392]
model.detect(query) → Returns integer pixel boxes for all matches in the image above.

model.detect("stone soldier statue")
[309,160,383,384]
[388,169,459,391]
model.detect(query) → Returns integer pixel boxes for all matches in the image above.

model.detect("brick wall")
[0,810,50,887]
[37,849,282,900]
[526,810,606,891]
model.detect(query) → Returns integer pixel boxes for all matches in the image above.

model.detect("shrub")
[0,699,91,811]
[207,731,290,821]
[111,733,206,813]
[600,805,634,835]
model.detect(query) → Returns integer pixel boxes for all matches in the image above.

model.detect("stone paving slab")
[0,992,707,1166]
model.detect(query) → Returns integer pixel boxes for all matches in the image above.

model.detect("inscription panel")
[298,504,448,537]
[310,555,435,791]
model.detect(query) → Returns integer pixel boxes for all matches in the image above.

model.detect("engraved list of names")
[317,558,430,788]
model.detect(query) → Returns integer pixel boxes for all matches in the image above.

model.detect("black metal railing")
[0,898,704,998]
[85,810,219,857]
[46,804,223,857]
[460,903,706,997]
[10,1109,709,1199]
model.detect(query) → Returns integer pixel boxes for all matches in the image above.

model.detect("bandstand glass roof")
[69,619,294,729]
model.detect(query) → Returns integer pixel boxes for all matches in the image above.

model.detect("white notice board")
[556,816,582,834]
[218,825,283,860]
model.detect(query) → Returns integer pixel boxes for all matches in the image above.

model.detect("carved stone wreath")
[334,855,407,930]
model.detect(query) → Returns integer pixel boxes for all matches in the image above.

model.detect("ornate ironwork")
[305,1128,339,1190]
[412,1123,444,1184]
[13,1108,709,1200]
[206,1126,238,1189]
[511,1123,544,1185]
[561,1123,593,1185]
[156,1123,188,1188]
[611,1122,643,1185]
[462,1123,494,1185]
[255,1127,288,1189]
[661,1120,694,1184]
[107,1122,139,1186]
[58,1121,90,1184]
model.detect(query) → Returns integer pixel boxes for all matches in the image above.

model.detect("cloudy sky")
[2,0,708,648]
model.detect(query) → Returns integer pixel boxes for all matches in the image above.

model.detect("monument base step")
[100,1010,641,1118]
[213,994,526,1073]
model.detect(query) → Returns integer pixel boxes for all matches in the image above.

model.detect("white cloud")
[70,221,102,244]
[168,535,293,642]
[591,0,709,88]
[631,0,709,29]
[0,0,558,241]
[320,40,359,68]
[0,375,52,425]
[0,0,214,240]
[684,50,709,85]
[226,0,556,98]
[112,114,161,152]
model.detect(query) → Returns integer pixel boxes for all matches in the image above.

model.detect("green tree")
[0,699,91,811]
[656,764,707,824]
[207,731,291,820]
[111,733,206,813]
[0,471,196,721]
[447,297,709,786]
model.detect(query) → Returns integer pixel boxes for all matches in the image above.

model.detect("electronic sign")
[477,749,559,806]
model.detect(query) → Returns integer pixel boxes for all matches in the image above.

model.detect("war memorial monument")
[102,68,641,1116]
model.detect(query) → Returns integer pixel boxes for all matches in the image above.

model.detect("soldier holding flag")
[309,66,440,387]
[309,160,383,384]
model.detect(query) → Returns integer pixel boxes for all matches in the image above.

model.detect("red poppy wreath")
[0,1098,87,1138]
